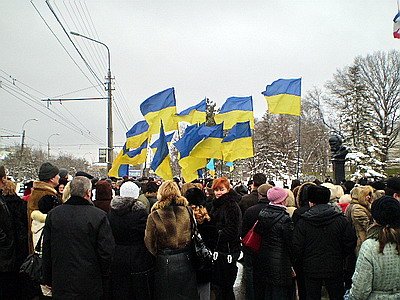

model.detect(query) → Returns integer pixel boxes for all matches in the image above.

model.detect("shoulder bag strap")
[34,228,44,253]
[264,212,286,231]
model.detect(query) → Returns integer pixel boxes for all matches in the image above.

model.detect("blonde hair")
[158,180,186,203]
[62,181,71,203]
[285,189,296,207]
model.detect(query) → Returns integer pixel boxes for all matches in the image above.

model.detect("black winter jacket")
[255,204,294,287]
[42,196,115,299]
[241,197,269,237]
[239,189,259,216]
[292,204,356,279]
[209,190,242,254]
[0,192,28,272]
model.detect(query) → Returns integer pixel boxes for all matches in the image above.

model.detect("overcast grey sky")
[1,0,398,163]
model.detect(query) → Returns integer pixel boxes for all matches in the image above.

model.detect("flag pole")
[296,115,301,179]
[398,0,399,12]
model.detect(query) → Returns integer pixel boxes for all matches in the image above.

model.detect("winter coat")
[42,195,115,299]
[209,190,242,254]
[31,210,46,249]
[239,189,259,216]
[292,204,357,279]
[346,199,372,255]
[28,181,57,254]
[144,196,198,300]
[350,237,400,300]
[241,197,269,238]
[107,196,154,299]
[0,190,28,272]
[137,193,150,213]
[255,204,294,287]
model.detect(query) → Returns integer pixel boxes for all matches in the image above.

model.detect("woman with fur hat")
[349,196,400,299]
[144,180,199,299]
[254,187,295,299]
[107,192,154,299]
[208,177,242,300]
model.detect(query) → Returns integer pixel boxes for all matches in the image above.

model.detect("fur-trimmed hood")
[110,196,145,215]
[31,210,46,223]
[151,195,189,212]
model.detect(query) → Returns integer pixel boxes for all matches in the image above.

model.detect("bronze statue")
[329,135,348,160]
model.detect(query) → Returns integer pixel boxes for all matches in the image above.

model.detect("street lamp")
[70,31,114,172]
[21,118,38,154]
[47,133,60,159]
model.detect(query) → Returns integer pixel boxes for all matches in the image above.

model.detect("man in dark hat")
[27,162,60,253]
[385,177,400,200]
[292,185,357,299]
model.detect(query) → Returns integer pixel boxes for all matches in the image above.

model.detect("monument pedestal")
[331,158,346,184]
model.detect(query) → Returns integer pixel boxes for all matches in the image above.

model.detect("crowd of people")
[1,162,400,300]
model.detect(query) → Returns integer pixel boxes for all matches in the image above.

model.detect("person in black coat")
[0,171,31,299]
[209,177,242,300]
[254,187,295,300]
[292,185,356,300]
[42,176,115,299]
[107,195,155,300]
[239,173,267,216]
[241,183,271,300]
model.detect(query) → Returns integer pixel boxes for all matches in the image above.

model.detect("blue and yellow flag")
[222,121,254,162]
[108,142,147,177]
[126,120,149,149]
[108,163,129,178]
[150,132,175,152]
[214,96,254,130]
[150,122,173,180]
[176,98,207,124]
[174,124,209,183]
[190,123,224,159]
[262,78,301,116]
[140,88,178,134]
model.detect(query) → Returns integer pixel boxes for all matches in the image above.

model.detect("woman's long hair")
[369,223,400,255]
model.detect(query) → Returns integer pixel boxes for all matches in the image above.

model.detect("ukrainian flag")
[150,122,173,180]
[190,123,224,159]
[119,139,148,165]
[222,121,254,162]
[126,120,149,149]
[150,132,175,152]
[262,78,301,116]
[140,88,178,135]
[214,96,254,130]
[174,124,209,183]
[108,143,135,178]
[176,98,207,124]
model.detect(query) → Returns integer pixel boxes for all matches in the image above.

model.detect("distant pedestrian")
[42,176,115,299]
[385,177,400,200]
[239,173,267,216]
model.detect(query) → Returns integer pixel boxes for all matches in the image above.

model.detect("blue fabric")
[222,121,252,143]
[118,164,129,177]
[126,120,149,138]
[150,123,169,171]
[177,98,206,116]
[140,88,176,116]
[262,78,301,97]
[219,96,253,113]
[126,140,148,158]
[150,132,174,149]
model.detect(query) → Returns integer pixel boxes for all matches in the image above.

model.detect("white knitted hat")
[119,181,140,199]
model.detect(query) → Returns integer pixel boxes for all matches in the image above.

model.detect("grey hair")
[70,176,92,197]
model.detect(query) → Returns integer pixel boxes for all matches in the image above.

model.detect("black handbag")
[186,207,213,270]
[20,230,43,283]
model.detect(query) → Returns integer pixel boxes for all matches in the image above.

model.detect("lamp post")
[70,31,114,172]
[21,118,38,154]
[47,133,60,159]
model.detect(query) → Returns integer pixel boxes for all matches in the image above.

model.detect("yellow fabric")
[175,111,206,125]
[126,131,149,149]
[145,106,178,135]
[108,148,147,177]
[222,136,254,162]
[154,155,173,180]
[190,137,223,159]
[265,94,301,116]
[214,110,254,130]
[179,156,207,183]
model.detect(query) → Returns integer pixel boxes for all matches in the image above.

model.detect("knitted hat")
[307,185,330,204]
[0,166,6,178]
[38,162,59,181]
[267,187,288,204]
[371,196,400,227]
[95,180,112,201]
[257,183,272,197]
[120,181,140,199]
[75,171,94,180]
